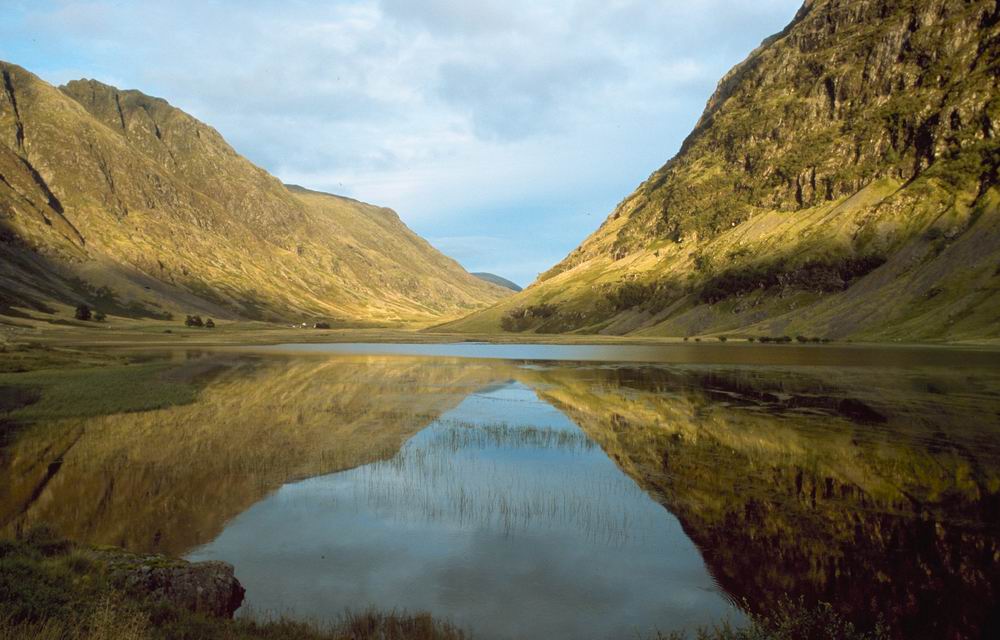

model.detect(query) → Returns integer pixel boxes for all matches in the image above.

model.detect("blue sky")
[1,0,801,287]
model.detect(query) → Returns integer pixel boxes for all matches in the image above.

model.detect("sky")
[1,0,802,287]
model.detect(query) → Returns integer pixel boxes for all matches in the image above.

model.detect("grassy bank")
[0,363,200,424]
[0,528,888,640]
[0,527,468,640]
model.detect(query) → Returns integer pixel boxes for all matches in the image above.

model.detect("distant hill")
[0,63,509,324]
[445,0,1000,341]
[471,273,522,292]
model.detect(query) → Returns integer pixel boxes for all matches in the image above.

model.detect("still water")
[3,344,1000,639]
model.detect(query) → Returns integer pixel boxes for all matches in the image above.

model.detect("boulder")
[95,549,245,618]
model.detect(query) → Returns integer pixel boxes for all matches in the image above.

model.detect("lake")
[2,343,999,639]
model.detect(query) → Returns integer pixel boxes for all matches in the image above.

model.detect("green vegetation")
[500,304,557,332]
[0,62,507,330]
[73,305,91,321]
[0,527,468,640]
[445,0,1000,342]
[0,527,889,640]
[653,600,887,640]
[606,281,657,311]
[0,363,199,423]
[697,255,887,304]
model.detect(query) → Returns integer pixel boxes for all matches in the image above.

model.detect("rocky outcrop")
[95,548,245,618]
[445,0,1000,341]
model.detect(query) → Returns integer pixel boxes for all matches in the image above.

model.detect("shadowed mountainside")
[518,364,1000,639]
[0,63,508,325]
[445,0,1000,341]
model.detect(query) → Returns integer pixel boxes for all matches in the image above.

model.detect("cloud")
[1,0,803,284]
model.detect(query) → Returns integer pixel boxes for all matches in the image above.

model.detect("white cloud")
[2,0,803,284]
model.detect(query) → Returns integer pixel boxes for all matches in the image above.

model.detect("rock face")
[0,64,509,324]
[98,549,245,618]
[445,0,1000,341]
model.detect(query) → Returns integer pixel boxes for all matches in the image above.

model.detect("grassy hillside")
[444,0,1000,341]
[0,64,508,326]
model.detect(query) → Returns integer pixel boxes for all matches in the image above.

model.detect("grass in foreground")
[0,527,467,640]
[0,362,199,424]
[1,527,889,640]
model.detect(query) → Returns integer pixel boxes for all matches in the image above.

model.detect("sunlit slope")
[444,0,1000,340]
[0,355,500,555]
[0,62,507,324]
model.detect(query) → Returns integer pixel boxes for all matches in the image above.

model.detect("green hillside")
[0,65,508,326]
[443,0,1000,341]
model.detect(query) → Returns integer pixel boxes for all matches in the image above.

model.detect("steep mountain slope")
[445,0,1000,341]
[0,63,507,324]
[471,272,522,292]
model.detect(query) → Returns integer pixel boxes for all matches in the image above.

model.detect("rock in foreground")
[94,548,245,618]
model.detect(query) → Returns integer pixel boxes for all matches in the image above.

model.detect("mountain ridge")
[0,63,509,324]
[444,0,1000,341]
[471,272,522,292]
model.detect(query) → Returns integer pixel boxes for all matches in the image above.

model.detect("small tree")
[205,318,215,328]
[94,311,107,322]
[74,304,92,321]
[185,315,204,328]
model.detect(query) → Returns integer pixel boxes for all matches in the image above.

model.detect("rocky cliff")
[445,0,1000,340]
[0,64,508,324]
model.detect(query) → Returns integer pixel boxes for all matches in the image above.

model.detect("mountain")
[471,272,522,292]
[0,62,508,325]
[444,0,1000,341]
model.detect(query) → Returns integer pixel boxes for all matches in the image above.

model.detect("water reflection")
[0,355,498,554]
[1,348,998,638]
[188,382,740,639]
[521,364,1000,639]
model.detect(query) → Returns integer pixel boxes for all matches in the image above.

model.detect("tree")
[74,304,92,321]
[185,315,204,328]
[205,318,215,328]
[94,311,107,322]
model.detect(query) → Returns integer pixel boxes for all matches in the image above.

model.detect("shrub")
[717,336,728,343]
[314,322,331,329]
[184,315,204,328]
[606,281,656,311]
[204,319,215,329]
[500,304,558,332]
[697,254,888,303]
[94,311,106,322]
[74,304,92,321]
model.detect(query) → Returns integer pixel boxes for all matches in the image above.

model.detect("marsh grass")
[651,600,888,640]
[0,527,468,640]
[0,527,887,640]
[0,363,198,423]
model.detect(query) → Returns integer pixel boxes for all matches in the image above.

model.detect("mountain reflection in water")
[1,349,998,639]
